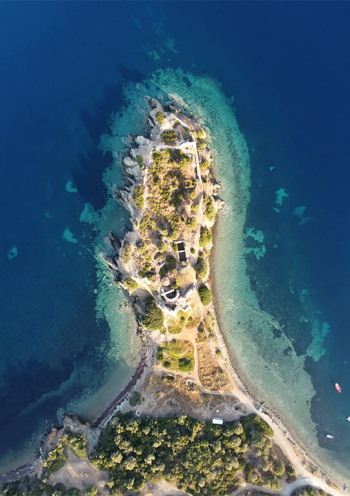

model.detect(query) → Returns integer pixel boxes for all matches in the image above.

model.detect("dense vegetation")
[0,478,84,496]
[199,285,212,306]
[91,412,288,496]
[123,277,138,291]
[199,226,212,247]
[132,185,144,210]
[292,487,327,496]
[161,130,178,145]
[41,434,87,475]
[142,297,164,330]
[121,241,131,264]
[195,253,209,280]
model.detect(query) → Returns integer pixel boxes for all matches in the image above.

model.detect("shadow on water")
[72,65,144,210]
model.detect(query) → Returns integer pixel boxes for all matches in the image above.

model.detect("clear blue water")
[0,1,349,480]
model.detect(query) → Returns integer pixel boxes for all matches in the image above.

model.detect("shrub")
[200,159,211,170]
[199,227,212,247]
[273,459,285,477]
[42,442,67,473]
[67,435,87,460]
[160,254,177,278]
[133,186,144,209]
[65,489,81,496]
[199,285,212,306]
[161,130,178,145]
[121,242,132,264]
[205,198,216,222]
[85,487,98,496]
[152,150,163,166]
[187,217,197,230]
[188,188,197,199]
[169,149,191,169]
[178,358,192,372]
[196,139,207,150]
[195,254,209,280]
[142,297,164,330]
[124,278,138,291]
[129,391,142,406]
[190,247,195,255]
[155,111,164,124]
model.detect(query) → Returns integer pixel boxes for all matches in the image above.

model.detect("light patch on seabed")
[275,187,289,206]
[65,180,78,193]
[294,205,312,225]
[7,245,18,260]
[244,228,266,260]
[80,202,99,225]
[62,227,78,244]
[307,320,331,362]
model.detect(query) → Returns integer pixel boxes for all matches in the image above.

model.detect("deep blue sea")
[0,1,349,480]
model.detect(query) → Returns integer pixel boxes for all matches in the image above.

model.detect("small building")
[174,240,187,262]
[212,417,224,425]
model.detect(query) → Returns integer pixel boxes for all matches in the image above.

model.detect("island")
[0,97,343,496]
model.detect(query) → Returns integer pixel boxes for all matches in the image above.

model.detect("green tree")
[198,285,212,306]
[161,130,178,145]
[195,254,209,280]
[199,227,212,247]
[142,298,164,330]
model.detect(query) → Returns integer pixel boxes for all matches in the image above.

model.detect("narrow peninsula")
[0,95,344,496]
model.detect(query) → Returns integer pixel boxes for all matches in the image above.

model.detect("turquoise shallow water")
[1,2,350,484]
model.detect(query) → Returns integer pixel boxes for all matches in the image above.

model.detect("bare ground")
[49,449,109,495]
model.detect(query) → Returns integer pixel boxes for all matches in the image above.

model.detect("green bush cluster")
[169,149,191,169]
[159,254,177,278]
[142,297,163,330]
[205,198,216,222]
[293,487,327,496]
[161,130,178,145]
[66,434,87,460]
[155,111,164,124]
[0,478,81,496]
[124,277,138,291]
[42,441,67,474]
[121,241,132,264]
[195,253,209,280]
[91,412,284,496]
[199,226,212,247]
[158,339,194,372]
[129,391,142,406]
[196,139,207,151]
[133,185,144,209]
[199,159,211,170]
[198,285,212,306]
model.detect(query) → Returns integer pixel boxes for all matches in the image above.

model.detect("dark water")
[0,1,349,478]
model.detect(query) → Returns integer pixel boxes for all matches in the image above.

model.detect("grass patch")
[161,339,194,373]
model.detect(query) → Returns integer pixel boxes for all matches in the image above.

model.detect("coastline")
[210,215,345,494]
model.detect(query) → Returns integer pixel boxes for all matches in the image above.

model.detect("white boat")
[326,434,334,439]
[347,416,350,422]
